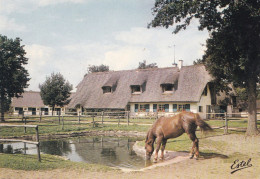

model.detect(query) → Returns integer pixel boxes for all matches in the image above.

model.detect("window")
[140,104,145,112]
[153,104,157,112]
[134,104,139,112]
[131,85,141,93]
[185,104,190,111]
[158,104,169,112]
[103,86,112,93]
[139,104,149,112]
[178,104,184,111]
[165,104,169,112]
[161,84,174,92]
[145,104,150,112]
[199,106,203,112]
[173,104,177,112]
[126,105,130,111]
[178,104,190,111]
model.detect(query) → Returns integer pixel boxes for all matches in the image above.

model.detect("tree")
[39,73,73,116]
[87,64,109,73]
[138,60,158,69]
[149,0,260,135]
[0,35,30,122]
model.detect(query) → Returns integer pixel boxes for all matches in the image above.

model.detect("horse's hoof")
[189,154,194,159]
[153,159,158,163]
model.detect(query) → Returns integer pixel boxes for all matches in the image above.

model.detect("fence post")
[92,115,95,128]
[40,110,42,123]
[58,113,61,124]
[24,116,27,133]
[22,111,24,122]
[127,111,130,126]
[101,111,104,124]
[118,114,120,127]
[78,112,81,124]
[35,126,41,162]
[24,142,27,154]
[224,112,228,134]
[62,115,64,130]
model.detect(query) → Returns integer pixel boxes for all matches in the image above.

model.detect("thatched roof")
[12,91,76,108]
[69,64,212,109]
[12,91,45,108]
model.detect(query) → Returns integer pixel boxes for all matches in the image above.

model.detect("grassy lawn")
[0,153,113,171]
[0,122,150,137]
[1,115,259,138]
[138,129,238,152]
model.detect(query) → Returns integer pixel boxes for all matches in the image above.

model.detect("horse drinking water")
[145,112,212,161]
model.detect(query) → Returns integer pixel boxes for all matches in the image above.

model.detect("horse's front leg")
[154,136,163,162]
[160,139,167,160]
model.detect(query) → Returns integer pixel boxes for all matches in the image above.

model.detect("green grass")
[138,128,246,154]
[0,153,113,171]
[207,119,260,129]
[0,120,150,138]
[2,115,257,139]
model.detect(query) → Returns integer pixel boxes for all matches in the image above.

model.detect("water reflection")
[0,136,146,169]
[40,140,71,155]
[0,144,24,154]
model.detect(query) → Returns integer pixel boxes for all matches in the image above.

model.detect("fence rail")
[0,124,41,162]
[4,111,259,135]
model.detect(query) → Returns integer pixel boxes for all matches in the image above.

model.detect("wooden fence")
[206,112,260,135]
[0,124,41,162]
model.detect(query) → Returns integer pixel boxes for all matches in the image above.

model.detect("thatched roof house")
[12,91,45,108]
[69,64,213,118]
[12,91,75,115]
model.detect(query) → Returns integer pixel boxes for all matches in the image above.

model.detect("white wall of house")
[13,106,66,116]
[197,84,212,119]
[128,84,212,119]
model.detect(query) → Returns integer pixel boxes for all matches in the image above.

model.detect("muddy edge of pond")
[3,131,147,141]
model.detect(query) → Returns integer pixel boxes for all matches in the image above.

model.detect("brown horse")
[145,111,212,161]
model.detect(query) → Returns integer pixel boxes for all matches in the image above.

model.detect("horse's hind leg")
[188,132,199,159]
[160,139,167,160]
[154,136,163,162]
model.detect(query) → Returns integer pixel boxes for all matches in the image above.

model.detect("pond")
[0,136,149,170]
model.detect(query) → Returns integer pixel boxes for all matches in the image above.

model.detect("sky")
[0,0,209,91]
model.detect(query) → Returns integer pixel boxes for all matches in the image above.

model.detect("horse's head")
[145,130,154,160]
[145,139,154,160]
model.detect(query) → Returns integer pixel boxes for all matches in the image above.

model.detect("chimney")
[178,60,183,69]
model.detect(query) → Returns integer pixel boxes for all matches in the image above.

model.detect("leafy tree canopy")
[87,64,109,73]
[39,73,72,115]
[138,60,158,69]
[149,0,260,135]
[0,35,30,121]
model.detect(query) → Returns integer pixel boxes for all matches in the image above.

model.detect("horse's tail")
[195,113,213,132]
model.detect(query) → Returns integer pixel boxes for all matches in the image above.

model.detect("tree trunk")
[0,94,5,122]
[246,77,259,135]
